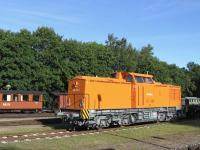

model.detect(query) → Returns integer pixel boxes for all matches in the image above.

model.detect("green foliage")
[186,62,200,97]
[106,33,138,72]
[0,27,199,105]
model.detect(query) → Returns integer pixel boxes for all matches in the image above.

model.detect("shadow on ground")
[169,118,200,128]
[37,118,200,131]
[35,118,66,129]
[0,145,22,150]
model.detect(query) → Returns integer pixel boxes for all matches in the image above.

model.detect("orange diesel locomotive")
[57,72,181,129]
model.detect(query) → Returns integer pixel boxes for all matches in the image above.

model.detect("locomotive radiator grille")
[80,109,89,120]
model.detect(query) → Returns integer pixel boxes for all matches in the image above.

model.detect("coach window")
[3,94,7,101]
[3,94,11,101]
[33,95,40,102]
[23,95,29,101]
[13,94,18,101]
[135,76,144,83]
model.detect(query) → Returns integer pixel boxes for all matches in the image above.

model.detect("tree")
[0,27,199,105]
[106,34,138,72]
[186,62,200,97]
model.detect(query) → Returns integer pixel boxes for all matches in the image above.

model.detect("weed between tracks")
[0,119,200,150]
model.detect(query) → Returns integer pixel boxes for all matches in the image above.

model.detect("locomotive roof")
[72,72,154,82]
[129,72,153,78]
[0,90,44,95]
[73,76,124,82]
[71,72,181,88]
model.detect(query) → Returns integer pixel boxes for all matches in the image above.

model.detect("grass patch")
[0,124,65,136]
[0,120,199,150]
[110,120,200,140]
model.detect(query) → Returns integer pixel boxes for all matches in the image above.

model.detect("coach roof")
[0,90,44,95]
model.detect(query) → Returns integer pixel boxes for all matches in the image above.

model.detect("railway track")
[0,122,165,144]
[0,112,60,126]
[0,112,55,118]
[1,119,199,150]
[0,118,61,126]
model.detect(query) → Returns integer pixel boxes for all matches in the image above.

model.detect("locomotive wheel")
[91,124,98,130]
[100,119,109,128]
[130,114,136,124]
[158,113,166,122]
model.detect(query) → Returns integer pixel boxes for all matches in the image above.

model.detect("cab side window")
[135,76,154,84]
[144,77,153,83]
[126,75,133,82]
[135,76,144,83]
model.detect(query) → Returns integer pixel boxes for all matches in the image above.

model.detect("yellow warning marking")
[80,109,89,120]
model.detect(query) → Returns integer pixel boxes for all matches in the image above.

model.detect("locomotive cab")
[113,72,155,84]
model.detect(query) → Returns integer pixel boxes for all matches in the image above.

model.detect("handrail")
[61,93,90,109]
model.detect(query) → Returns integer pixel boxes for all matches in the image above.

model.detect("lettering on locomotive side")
[146,93,153,96]
[2,103,11,107]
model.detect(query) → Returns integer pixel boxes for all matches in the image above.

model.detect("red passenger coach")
[0,90,43,112]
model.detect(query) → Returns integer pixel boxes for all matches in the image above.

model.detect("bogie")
[63,108,177,130]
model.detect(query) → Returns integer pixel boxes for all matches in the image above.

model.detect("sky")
[0,0,199,68]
